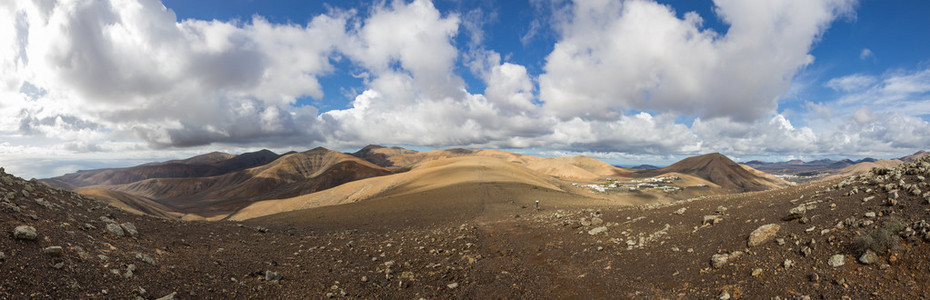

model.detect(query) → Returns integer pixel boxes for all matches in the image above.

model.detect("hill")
[228,155,584,221]
[102,148,392,218]
[43,149,282,188]
[6,155,930,298]
[639,153,789,192]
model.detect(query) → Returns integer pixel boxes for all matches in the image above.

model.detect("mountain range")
[41,145,789,221]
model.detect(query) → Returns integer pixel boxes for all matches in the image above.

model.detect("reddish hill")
[101,147,393,217]
[43,149,283,188]
[639,153,788,192]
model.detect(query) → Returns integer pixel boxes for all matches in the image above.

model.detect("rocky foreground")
[2,156,930,298]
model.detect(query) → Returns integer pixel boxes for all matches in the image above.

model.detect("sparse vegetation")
[851,216,905,255]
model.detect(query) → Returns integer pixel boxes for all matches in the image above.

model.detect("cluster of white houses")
[575,176,684,193]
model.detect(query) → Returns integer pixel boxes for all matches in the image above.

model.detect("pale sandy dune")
[75,187,183,219]
[229,156,567,220]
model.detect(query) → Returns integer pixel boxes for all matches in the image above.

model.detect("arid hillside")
[39,148,792,222]
[3,155,930,298]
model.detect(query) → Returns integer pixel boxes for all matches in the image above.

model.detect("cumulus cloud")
[5,0,930,178]
[539,0,855,122]
[0,0,341,147]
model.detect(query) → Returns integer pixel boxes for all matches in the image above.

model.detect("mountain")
[43,149,282,188]
[6,151,930,298]
[229,155,585,221]
[901,150,929,162]
[825,159,904,180]
[101,147,392,218]
[351,144,420,168]
[639,153,789,192]
[631,164,661,170]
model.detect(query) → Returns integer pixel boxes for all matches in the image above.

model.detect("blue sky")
[1,0,929,178]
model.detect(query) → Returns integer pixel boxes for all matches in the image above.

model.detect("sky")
[1,0,929,178]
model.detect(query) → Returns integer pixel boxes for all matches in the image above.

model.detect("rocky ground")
[2,156,930,299]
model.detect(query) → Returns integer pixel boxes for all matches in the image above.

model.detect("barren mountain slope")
[73,187,182,219]
[104,148,392,216]
[527,156,632,180]
[3,157,930,298]
[228,155,576,221]
[825,159,904,180]
[640,153,789,192]
[43,149,281,188]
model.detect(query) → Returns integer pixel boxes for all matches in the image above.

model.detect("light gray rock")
[783,259,794,269]
[265,270,282,282]
[156,292,178,300]
[13,225,37,240]
[43,246,63,257]
[703,215,723,225]
[447,282,459,289]
[587,226,608,235]
[120,223,138,237]
[859,250,878,265]
[106,223,125,237]
[748,224,780,247]
[828,254,845,267]
[590,217,604,226]
[711,253,729,269]
[135,253,156,265]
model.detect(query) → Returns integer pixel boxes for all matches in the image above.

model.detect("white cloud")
[6,0,930,178]
[825,73,877,92]
[539,0,855,122]
[859,48,873,60]
[1,0,342,148]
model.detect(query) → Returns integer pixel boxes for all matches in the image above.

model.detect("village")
[575,176,687,193]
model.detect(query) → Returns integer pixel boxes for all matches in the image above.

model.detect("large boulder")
[13,225,37,240]
[748,224,780,247]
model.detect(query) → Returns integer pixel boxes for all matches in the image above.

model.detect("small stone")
[361,276,368,282]
[580,218,592,227]
[748,224,780,247]
[0,251,5,261]
[120,223,138,237]
[106,223,125,237]
[43,246,64,257]
[135,253,156,265]
[828,254,845,267]
[776,238,786,245]
[590,217,604,226]
[859,250,878,265]
[674,207,687,215]
[719,290,731,300]
[864,212,876,218]
[447,282,459,289]
[711,253,729,269]
[716,206,727,214]
[156,292,178,300]
[587,226,608,235]
[783,259,794,269]
[265,270,282,282]
[703,215,723,225]
[809,273,820,282]
[800,246,812,257]
[751,268,762,277]
[13,225,37,240]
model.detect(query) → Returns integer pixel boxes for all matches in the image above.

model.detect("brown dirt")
[4,157,930,299]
